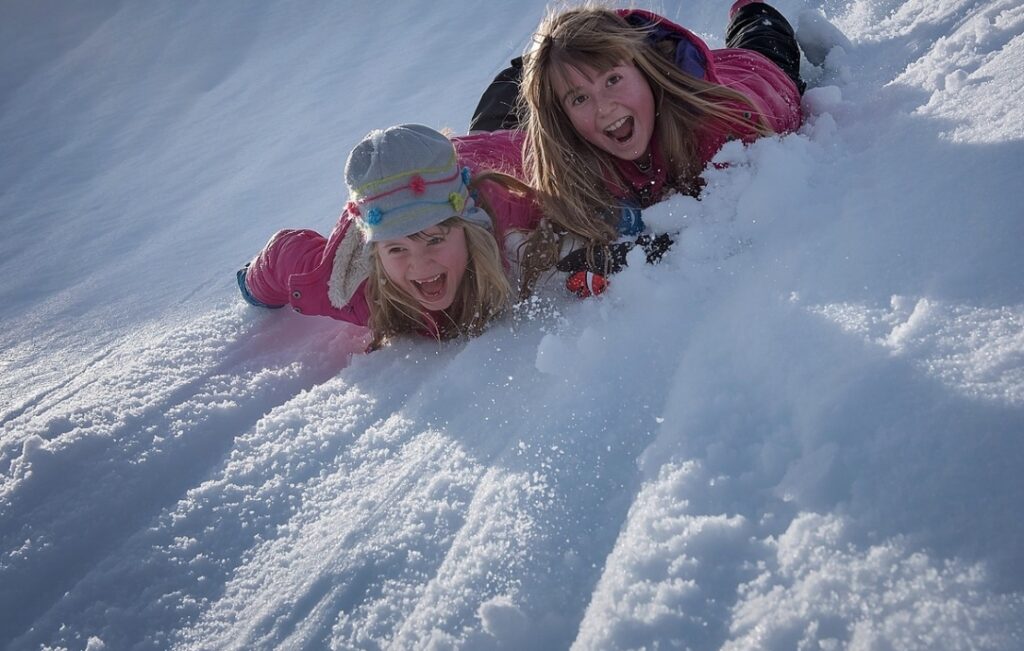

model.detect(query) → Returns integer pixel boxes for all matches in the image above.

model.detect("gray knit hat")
[344,124,491,242]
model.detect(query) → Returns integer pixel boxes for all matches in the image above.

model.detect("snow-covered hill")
[2,1,1022,649]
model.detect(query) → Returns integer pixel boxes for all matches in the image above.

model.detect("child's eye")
[385,246,406,255]
[570,94,588,107]
[607,73,622,86]
[426,236,445,246]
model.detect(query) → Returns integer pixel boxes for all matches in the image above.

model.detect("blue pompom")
[366,207,383,225]
[461,166,472,187]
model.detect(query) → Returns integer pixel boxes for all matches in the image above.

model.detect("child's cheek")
[378,253,405,285]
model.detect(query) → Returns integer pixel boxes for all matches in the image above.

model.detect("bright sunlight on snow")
[1,1,1022,649]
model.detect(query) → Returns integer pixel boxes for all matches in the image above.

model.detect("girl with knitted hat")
[238,124,539,349]
[507,1,806,293]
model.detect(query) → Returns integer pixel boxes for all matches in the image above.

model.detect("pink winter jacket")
[612,9,803,204]
[245,130,540,325]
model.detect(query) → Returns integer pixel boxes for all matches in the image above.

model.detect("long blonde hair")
[519,6,773,291]
[364,192,516,349]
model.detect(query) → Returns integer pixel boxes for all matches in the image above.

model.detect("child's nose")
[408,250,434,269]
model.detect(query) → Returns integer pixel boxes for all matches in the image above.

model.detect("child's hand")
[556,241,633,275]
[566,270,609,298]
[639,232,674,264]
[555,233,675,275]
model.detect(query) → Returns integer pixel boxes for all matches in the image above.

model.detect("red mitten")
[566,271,608,298]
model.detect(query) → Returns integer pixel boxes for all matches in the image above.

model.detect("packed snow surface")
[1,0,1022,649]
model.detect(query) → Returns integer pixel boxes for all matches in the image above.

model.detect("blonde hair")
[518,5,773,292]
[365,207,513,350]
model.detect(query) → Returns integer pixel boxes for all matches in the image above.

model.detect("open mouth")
[604,116,635,144]
[411,273,447,302]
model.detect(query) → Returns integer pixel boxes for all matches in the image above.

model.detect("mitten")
[556,233,675,275]
[637,232,674,264]
[566,270,609,298]
[556,241,633,275]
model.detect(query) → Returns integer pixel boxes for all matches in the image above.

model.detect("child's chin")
[603,141,640,160]
[417,295,454,312]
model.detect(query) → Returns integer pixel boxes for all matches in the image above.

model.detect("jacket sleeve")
[244,229,327,307]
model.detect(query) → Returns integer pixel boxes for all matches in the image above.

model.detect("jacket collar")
[609,135,668,207]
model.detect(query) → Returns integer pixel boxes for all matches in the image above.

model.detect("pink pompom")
[409,175,426,195]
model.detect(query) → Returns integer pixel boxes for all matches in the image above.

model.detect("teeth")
[604,116,629,133]
[412,274,443,286]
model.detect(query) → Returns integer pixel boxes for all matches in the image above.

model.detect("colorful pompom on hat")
[344,124,490,242]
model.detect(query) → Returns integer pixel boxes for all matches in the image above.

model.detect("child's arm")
[243,229,327,308]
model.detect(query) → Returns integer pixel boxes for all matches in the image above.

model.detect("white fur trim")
[327,225,371,309]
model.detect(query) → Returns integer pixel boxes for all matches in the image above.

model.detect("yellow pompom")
[449,192,465,213]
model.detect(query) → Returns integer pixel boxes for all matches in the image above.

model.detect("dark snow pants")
[725,2,806,94]
[469,57,524,133]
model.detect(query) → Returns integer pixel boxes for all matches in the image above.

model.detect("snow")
[1,0,1023,649]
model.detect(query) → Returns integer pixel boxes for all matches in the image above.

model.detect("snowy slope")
[1,0,1023,649]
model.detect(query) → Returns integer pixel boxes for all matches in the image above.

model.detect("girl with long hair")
[516,1,805,293]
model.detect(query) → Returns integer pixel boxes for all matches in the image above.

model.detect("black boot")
[726,2,806,94]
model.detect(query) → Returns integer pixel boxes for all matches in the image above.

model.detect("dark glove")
[639,232,674,264]
[556,233,675,275]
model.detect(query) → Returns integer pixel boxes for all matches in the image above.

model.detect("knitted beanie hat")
[344,124,491,242]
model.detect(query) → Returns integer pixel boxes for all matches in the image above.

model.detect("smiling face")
[551,59,656,162]
[376,224,469,312]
